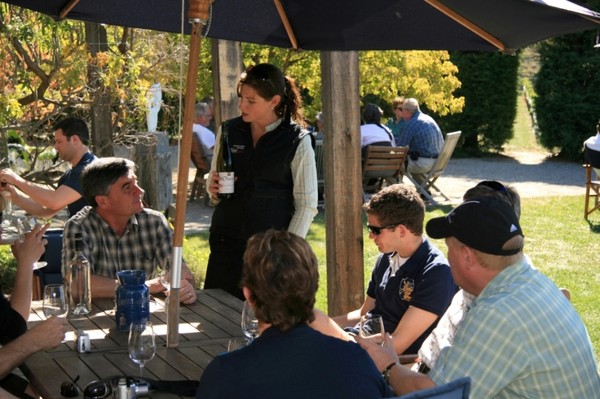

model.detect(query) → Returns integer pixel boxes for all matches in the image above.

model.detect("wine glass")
[43,284,68,318]
[359,314,385,346]
[128,321,156,377]
[241,301,259,343]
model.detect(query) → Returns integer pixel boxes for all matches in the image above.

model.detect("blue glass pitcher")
[115,270,150,331]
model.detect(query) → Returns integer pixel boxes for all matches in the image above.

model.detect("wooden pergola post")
[211,39,243,126]
[320,51,365,315]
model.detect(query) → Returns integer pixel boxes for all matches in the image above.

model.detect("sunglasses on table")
[366,223,402,235]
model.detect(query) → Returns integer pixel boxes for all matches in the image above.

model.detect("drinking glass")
[43,284,68,318]
[128,321,156,377]
[359,314,385,346]
[241,301,259,343]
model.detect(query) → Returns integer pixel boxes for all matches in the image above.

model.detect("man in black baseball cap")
[426,196,524,256]
[356,195,600,398]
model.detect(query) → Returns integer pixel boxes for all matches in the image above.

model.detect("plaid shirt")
[397,111,444,157]
[63,207,172,279]
[430,258,600,398]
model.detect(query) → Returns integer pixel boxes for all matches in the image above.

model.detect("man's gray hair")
[81,157,136,207]
[194,102,211,118]
[402,98,420,114]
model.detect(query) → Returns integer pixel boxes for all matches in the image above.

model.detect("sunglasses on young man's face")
[366,223,401,235]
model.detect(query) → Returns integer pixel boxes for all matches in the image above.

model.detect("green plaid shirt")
[63,207,172,279]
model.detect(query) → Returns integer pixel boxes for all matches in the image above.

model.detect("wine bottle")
[217,121,235,198]
[69,233,91,315]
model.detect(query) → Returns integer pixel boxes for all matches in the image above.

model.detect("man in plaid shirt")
[63,157,197,304]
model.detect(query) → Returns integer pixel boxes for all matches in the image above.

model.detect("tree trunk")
[85,22,113,156]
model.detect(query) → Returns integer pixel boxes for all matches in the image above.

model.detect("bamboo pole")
[167,0,211,348]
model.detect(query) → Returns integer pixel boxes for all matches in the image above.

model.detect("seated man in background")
[196,229,393,399]
[360,103,395,159]
[584,118,600,176]
[62,157,197,304]
[1,224,66,398]
[397,98,444,189]
[192,102,216,168]
[330,184,457,355]
[386,96,405,143]
[0,117,97,218]
[357,197,600,397]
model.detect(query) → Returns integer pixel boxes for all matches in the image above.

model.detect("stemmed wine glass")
[359,314,386,346]
[241,301,259,343]
[43,284,68,319]
[128,321,156,377]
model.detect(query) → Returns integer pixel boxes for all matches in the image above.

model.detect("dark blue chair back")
[34,228,64,288]
[391,377,471,399]
[584,146,600,169]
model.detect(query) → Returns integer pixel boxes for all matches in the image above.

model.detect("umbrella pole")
[168,0,211,348]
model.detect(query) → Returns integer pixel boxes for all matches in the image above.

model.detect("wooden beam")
[59,0,81,20]
[425,0,506,51]
[273,0,298,50]
[211,39,243,128]
[320,51,364,315]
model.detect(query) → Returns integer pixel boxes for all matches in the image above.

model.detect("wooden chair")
[584,146,600,220]
[391,376,471,399]
[315,140,325,208]
[406,131,461,203]
[362,145,409,197]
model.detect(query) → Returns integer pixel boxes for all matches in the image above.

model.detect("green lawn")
[179,197,600,361]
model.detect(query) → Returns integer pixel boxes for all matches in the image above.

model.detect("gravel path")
[178,149,585,234]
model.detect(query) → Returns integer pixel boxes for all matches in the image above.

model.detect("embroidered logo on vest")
[399,278,414,301]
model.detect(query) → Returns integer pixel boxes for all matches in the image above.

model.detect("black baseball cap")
[426,196,524,255]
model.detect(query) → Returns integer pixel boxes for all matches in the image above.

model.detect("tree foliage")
[237,47,464,124]
[437,52,519,155]
[534,28,600,160]
[0,5,465,154]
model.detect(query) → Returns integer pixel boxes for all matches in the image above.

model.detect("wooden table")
[20,289,244,398]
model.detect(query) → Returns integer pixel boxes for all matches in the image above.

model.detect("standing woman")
[205,63,318,299]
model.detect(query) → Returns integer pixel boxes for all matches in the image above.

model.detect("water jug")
[115,270,149,332]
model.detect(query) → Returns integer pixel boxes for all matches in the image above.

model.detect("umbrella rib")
[273,0,298,50]
[425,0,506,51]
[59,0,81,20]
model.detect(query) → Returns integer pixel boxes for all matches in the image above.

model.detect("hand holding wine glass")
[43,284,68,319]
[241,301,259,343]
[128,321,156,377]
[359,314,386,346]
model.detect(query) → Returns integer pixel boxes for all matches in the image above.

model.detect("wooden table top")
[21,289,244,399]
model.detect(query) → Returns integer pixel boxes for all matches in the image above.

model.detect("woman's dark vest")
[210,117,307,241]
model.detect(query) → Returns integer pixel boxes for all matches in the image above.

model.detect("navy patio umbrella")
[4,0,600,53]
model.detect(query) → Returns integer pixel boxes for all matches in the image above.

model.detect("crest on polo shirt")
[399,278,414,302]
